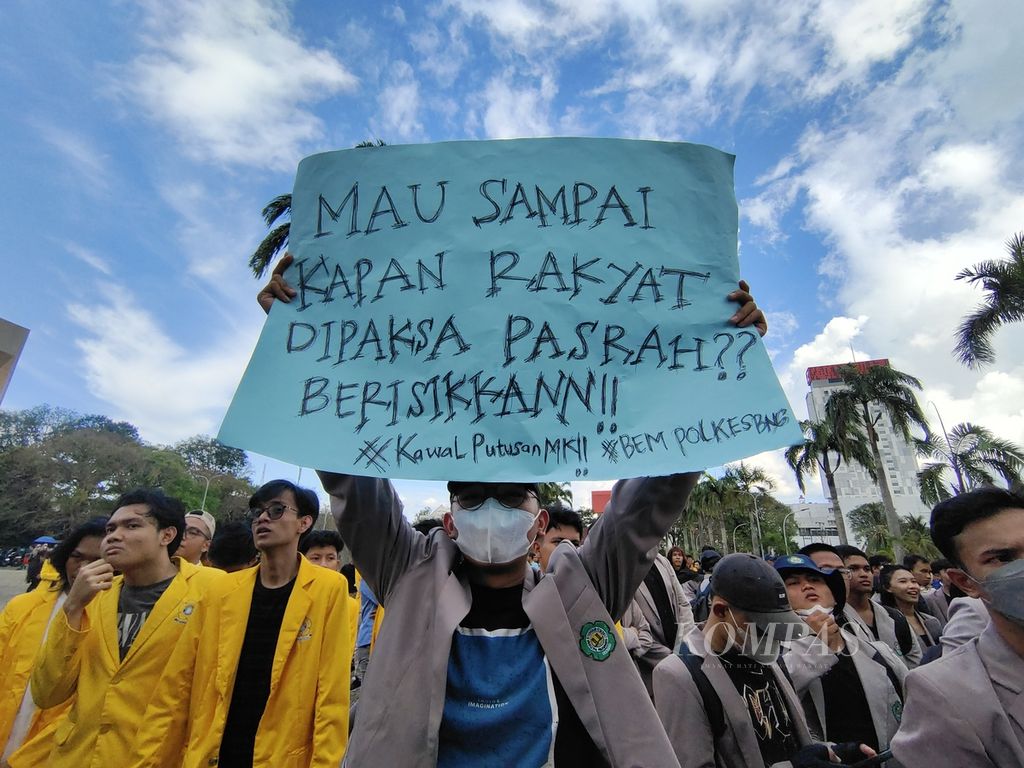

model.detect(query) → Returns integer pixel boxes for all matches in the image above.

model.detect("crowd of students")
[0,266,1021,767]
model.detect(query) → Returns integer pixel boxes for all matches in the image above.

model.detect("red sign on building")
[591,490,612,515]
[806,359,889,385]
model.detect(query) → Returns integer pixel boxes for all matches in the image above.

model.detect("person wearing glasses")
[255,254,768,767]
[130,480,352,768]
[1,519,105,766]
[177,510,216,567]
[29,489,220,768]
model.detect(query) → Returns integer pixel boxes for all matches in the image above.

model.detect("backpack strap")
[678,644,726,740]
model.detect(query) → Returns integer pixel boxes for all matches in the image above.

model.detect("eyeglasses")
[248,502,300,523]
[823,566,852,577]
[451,484,536,511]
[184,526,211,540]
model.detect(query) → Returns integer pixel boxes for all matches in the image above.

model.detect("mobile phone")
[846,749,893,768]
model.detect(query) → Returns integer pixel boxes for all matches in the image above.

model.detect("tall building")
[0,318,29,406]
[787,501,840,548]
[805,360,930,541]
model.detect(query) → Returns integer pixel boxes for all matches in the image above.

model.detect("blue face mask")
[968,559,1024,626]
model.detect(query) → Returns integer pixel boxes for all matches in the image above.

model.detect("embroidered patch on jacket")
[579,620,615,661]
[892,700,903,723]
[297,617,313,642]
[173,603,195,625]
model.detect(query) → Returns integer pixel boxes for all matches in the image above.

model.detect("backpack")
[678,644,726,739]
[690,579,713,623]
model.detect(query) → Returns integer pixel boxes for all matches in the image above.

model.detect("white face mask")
[452,498,539,565]
[727,609,786,665]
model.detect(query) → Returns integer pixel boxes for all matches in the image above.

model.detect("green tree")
[916,422,1024,506]
[724,463,775,557]
[954,232,1024,368]
[248,140,388,278]
[848,502,893,555]
[826,364,927,560]
[785,418,876,545]
[0,404,139,451]
[899,514,940,559]
[537,482,572,507]
[172,435,250,477]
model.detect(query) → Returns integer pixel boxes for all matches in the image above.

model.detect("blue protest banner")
[219,138,802,480]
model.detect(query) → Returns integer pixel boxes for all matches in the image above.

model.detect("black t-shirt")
[820,652,878,750]
[444,580,607,768]
[643,566,677,648]
[718,650,799,766]
[218,576,296,768]
[117,575,175,660]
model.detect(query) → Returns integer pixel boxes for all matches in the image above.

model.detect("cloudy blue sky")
[3,0,1022,514]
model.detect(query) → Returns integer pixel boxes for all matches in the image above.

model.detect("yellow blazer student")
[30,557,217,767]
[132,555,352,768]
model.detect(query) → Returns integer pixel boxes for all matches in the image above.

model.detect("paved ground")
[1,567,30,609]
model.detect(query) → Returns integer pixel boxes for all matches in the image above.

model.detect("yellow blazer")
[0,570,66,754]
[29,558,219,767]
[132,555,352,768]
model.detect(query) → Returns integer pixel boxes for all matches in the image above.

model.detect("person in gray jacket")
[622,551,696,692]
[654,554,876,768]
[775,554,906,763]
[891,488,1024,767]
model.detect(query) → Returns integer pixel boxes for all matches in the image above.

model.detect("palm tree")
[723,463,775,557]
[683,474,729,553]
[899,514,940,559]
[826,363,927,560]
[916,422,1024,506]
[537,482,573,507]
[954,232,1024,368]
[248,140,388,278]
[785,418,876,545]
[848,502,892,554]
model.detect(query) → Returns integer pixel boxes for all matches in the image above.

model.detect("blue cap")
[774,553,847,610]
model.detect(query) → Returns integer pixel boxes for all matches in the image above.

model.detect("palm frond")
[249,223,290,279]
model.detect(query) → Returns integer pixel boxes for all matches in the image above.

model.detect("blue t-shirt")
[357,578,379,648]
[439,625,555,767]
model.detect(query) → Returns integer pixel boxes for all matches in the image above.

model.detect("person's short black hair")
[208,521,258,570]
[50,517,107,589]
[878,563,913,608]
[931,558,953,572]
[249,480,320,527]
[299,529,344,555]
[798,542,841,559]
[903,553,930,569]
[543,502,583,537]
[413,518,443,535]
[868,554,892,569]
[835,544,868,561]
[112,488,187,556]
[930,488,1024,566]
[340,563,357,593]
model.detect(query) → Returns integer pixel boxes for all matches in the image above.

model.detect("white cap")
[185,510,216,539]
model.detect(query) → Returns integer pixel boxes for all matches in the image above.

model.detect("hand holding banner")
[220,138,801,480]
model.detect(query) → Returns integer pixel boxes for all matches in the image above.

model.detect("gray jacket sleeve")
[891,668,997,767]
[940,597,989,652]
[781,634,839,695]
[577,472,699,621]
[620,599,657,655]
[653,655,717,768]
[317,471,431,605]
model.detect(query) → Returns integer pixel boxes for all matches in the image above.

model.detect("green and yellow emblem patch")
[579,620,616,661]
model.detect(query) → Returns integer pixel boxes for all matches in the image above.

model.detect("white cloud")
[35,122,110,189]
[64,242,112,275]
[374,60,423,140]
[124,0,357,170]
[67,286,258,443]
[480,73,556,138]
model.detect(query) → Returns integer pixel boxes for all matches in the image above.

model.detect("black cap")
[447,481,541,495]
[700,548,723,571]
[710,553,809,635]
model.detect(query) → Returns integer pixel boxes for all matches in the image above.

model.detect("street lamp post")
[781,512,797,555]
[732,522,749,553]
[192,474,211,512]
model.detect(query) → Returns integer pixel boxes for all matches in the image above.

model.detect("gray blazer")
[892,622,1024,767]
[622,553,697,691]
[912,609,943,656]
[940,597,989,653]
[653,626,814,768]
[923,588,950,624]
[782,629,907,763]
[319,471,697,768]
[844,602,923,668]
